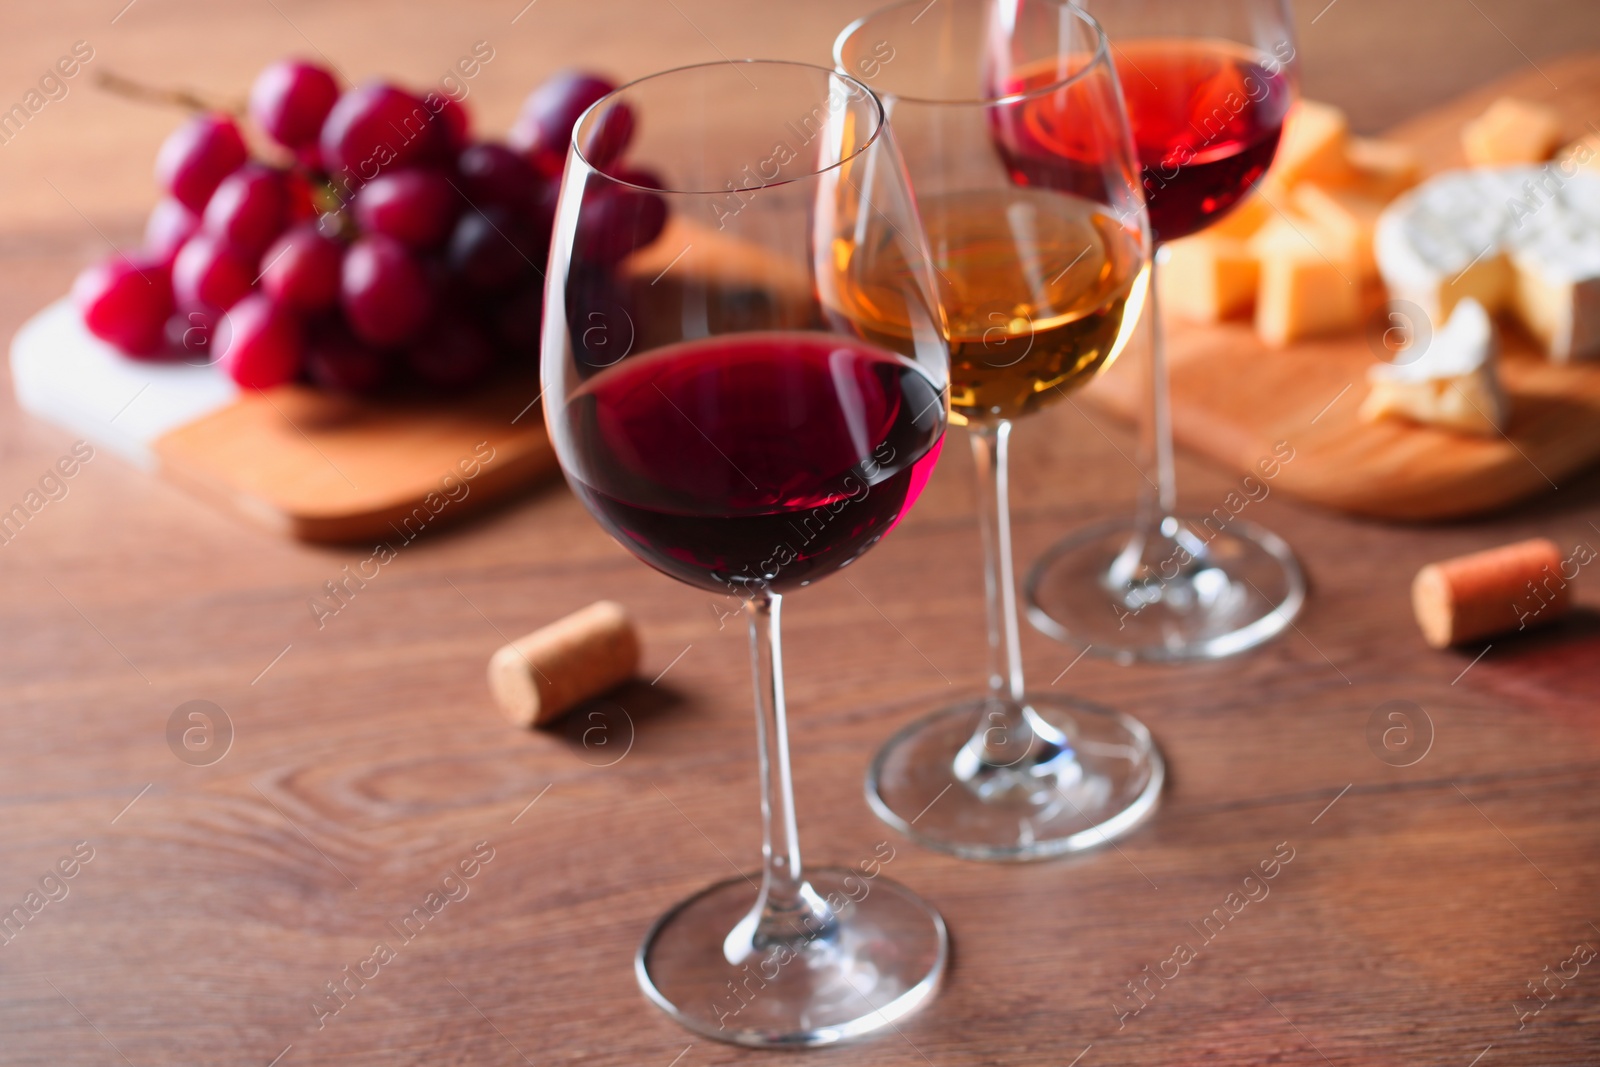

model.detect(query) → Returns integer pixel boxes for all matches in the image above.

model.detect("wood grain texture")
[1,3,1599,1067]
[151,376,558,543]
[1084,55,1600,522]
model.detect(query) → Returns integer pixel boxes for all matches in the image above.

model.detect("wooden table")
[3,3,1599,1065]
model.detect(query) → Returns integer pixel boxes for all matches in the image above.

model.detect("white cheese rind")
[1374,165,1600,362]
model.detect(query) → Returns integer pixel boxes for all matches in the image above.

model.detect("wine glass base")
[636,868,947,1048]
[866,693,1163,862]
[1025,516,1306,664]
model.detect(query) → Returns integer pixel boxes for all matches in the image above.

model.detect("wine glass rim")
[570,59,887,195]
[833,0,1112,108]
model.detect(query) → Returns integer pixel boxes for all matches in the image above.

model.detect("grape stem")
[95,71,243,117]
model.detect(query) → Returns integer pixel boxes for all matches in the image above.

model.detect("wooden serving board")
[1084,55,1600,522]
[11,299,558,543]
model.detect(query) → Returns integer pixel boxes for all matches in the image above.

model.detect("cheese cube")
[1462,98,1564,165]
[1254,225,1361,346]
[1565,133,1600,177]
[1273,101,1350,187]
[1291,183,1386,279]
[1160,236,1259,322]
[1207,188,1274,240]
[1247,213,1362,280]
[1344,137,1421,200]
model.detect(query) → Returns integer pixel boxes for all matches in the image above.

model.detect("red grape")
[575,103,635,172]
[495,280,544,354]
[353,170,458,249]
[341,234,435,347]
[144,198,201,266]
[172,233,254,310]
[446,207,536,291]
[304,321,389,393]
[433,94,471,152]
[409,315,497,390]
[320,83,442,180]
[155,114,249,212]
[202,165,288,256]
[458,142,538,213]
[72,255,173,357]
[164,307,219,365]
[573,186,667,265]
[218,293,302,388]
[259,224,342,311]
[250,60,339,150]
[510,71,624,177]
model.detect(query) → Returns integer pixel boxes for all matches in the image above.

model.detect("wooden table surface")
[3,3,1600,1065]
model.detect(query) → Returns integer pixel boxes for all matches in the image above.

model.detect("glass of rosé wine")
[1022,0,1308,663]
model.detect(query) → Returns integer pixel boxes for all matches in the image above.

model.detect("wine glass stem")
[971,422,1026,706]
[1140,248,1179,523]
[741,593,830,950]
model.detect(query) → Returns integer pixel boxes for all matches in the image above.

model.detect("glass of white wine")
[835,0,1164,860]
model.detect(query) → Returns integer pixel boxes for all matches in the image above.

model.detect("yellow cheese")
[1247,213,1361,278]
[1159,235,1258,322]
[1206,189,1273,240]
[1291,183,1386,279]
[1343,137,1421,200]
[1272,101,1349,187]
[1253,219,1362,347]
[1462,97,1564,165]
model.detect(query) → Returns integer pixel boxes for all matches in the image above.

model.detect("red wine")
[559,332,946,595]
[995,41,1291,243]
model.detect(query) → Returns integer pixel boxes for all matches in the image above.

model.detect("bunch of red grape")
[73,61,665,394]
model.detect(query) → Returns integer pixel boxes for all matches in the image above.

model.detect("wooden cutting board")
[10,299,558,543]
[1083,54,1600,522]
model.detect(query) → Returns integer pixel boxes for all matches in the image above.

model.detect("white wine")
[830,186,1147,424]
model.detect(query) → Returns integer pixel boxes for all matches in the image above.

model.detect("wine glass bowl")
[1022,0,1308,663]
[837,0,1164,861]
[544,61,950,1046]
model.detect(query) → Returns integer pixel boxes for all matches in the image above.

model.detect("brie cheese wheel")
[1374,165,1600,361]
[1361,298,1510,435]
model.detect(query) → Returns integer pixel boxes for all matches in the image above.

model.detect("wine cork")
[1411,538,1572,648]
[488,601,640,727]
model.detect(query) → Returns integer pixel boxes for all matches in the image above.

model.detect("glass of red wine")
[1021,0,1307,663]
[543,61,950,1046]
[836,0,1163,861]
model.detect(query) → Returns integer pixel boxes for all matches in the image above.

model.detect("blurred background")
[4,0,1598,257]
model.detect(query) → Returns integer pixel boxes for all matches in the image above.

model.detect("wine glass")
[543,61,950,1046]
[1023,0,1308,663]
[836,0,1163,861]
